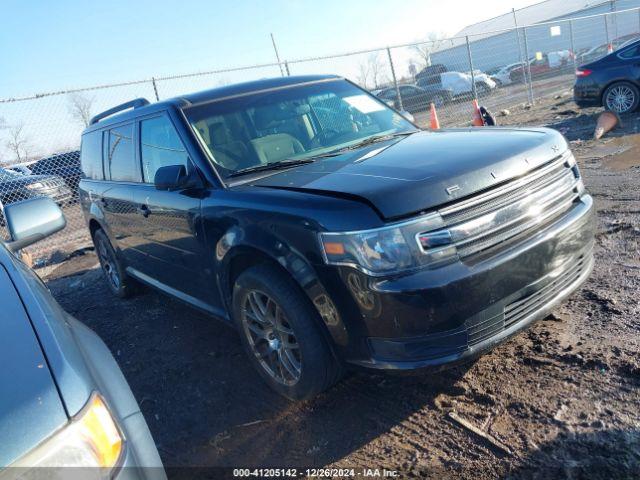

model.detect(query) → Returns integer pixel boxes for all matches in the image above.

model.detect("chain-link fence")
[1,6,639,263]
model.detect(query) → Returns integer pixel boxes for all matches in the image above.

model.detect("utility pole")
[270,33,285,77]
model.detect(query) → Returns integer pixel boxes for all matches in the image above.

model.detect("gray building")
[430,0,640,73]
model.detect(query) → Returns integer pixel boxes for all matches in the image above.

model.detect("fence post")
[522,27,534,105]
[569,20,577,73]
[151,77,160,101]
[270,33,285,77]
[284,61,290,76]
[465,36,478,101]
[604,13,610,46]
[387,47,404,111]
[512,9,529,102]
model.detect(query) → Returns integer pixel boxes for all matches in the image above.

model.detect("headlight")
[11,393,123,478]
[320,213,457,275]
[26,182,45,190]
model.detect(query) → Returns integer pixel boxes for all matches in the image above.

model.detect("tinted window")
[106,124,137,182]
[140,116,190,183]
[619,44,640,59]
[80,131,103,180]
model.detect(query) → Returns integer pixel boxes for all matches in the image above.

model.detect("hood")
[0,263,67,466]
[0,174,61,189]
[250,128,568,220]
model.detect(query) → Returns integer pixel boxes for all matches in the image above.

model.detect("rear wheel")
[603,82,640,114]
[93,229,139,298]
[477,82,491,97]
[232,263,342,400]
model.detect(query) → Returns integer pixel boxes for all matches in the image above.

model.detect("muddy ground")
[43,95,640,479]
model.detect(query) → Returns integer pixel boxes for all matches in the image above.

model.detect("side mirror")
[400,110,415,123]
[4,197,66,252]
[154,165,188,191]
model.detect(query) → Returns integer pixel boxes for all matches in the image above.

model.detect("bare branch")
[5,123,32,163]
[67,92,95,127]
[411,32,447,69]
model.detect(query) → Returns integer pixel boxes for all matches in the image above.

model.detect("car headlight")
[25,182,45,190]
[320,213,457,275]
[11,393,123,478]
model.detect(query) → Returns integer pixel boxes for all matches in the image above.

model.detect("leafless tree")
[368,53,387,89]
[357,61,371,89]
[67,92,95,127]
[411,32,447,69]
[5,123,32,162]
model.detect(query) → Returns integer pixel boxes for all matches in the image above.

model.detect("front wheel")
[232,264,342,400]
[603,82,640,114]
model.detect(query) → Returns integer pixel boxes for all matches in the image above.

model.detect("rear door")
[129,113,209,303]
[99,123,146,268]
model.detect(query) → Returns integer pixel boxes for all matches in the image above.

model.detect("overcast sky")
[1,0,543,98]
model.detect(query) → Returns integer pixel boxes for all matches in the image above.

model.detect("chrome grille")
[420,152,582,259]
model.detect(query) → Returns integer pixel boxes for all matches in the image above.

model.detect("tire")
[477,83,491,97]
[602,81,640,114]
[232,263,342,400]
[92,229,139,298]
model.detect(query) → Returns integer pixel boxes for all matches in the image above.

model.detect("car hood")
[0,264,67,466]
[0,174,61,188]
[250,128,568,220]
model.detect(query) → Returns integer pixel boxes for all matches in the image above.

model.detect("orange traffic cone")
[607,43,614,54]
[429,103,440,129]
[471,99,484,127]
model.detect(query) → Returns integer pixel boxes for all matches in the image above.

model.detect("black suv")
[79,75,595,400]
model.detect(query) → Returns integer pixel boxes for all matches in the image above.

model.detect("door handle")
[137,204,150,218]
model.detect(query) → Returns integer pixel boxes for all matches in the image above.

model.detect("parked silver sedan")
[0,197,165,479]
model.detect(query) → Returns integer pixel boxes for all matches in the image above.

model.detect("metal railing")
[1,6,638,262]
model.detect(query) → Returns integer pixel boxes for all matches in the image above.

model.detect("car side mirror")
[154,164,188,191]
[400,110,415,123]
[4,197,66,252]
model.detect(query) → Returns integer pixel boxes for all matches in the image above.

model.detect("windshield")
[0,168,22,181]
[183,79,415,179]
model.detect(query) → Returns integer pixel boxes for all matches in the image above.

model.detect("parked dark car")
[0,167,72,210]
[0,196,164,477]
[30,151,82,193]
[376,84,451,112]
[574,39,640,113]
[415,63,448,83]
[79,75,595,400]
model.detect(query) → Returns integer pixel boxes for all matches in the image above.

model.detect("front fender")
[214,224,350,348]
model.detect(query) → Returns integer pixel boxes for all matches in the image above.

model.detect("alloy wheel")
[241,290,302,386]
[96,237,121,290]
[606,85,636,113]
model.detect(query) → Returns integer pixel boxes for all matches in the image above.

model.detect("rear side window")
[140,115,190,183]
[619,44,640,59]
[80,131,103,180]
[106,124,138,182]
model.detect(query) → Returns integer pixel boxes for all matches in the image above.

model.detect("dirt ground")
[43,95,640,479]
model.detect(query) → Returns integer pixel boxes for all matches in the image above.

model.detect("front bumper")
[335,194,595,371]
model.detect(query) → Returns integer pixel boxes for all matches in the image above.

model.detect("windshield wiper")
[327,130,418,155]
[228,158,315,178]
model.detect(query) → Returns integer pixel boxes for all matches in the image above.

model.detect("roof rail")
[89,98,150,125]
